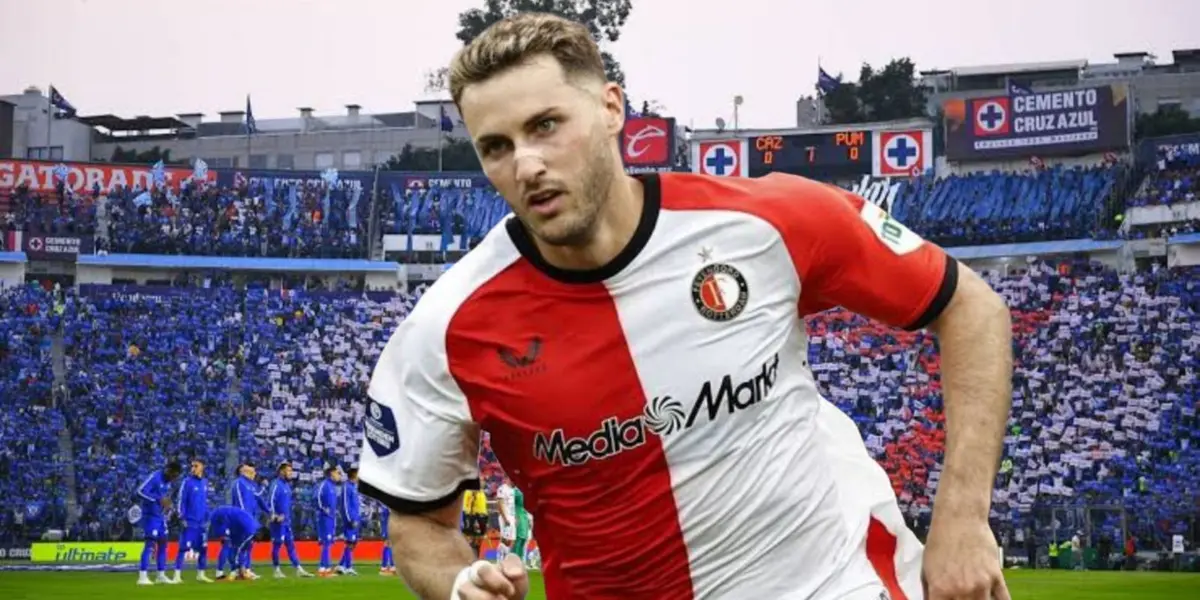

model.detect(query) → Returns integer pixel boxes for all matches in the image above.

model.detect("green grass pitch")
[0,568,1197,599]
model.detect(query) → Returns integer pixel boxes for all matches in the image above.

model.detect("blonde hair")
[449,12,607,105]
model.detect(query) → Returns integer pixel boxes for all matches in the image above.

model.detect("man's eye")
[536,118,557,134]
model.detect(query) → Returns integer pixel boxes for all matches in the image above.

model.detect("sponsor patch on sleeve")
[364,400,401,457]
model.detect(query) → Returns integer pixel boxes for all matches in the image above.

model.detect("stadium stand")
[0,256,1186,563]
[885,165,1120,247]
[62,286,243,540]
[1131,151,1200,208]
[0,285,67,543]
[2,157,1198,571]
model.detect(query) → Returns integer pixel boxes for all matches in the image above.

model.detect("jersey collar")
[505,174,661,284]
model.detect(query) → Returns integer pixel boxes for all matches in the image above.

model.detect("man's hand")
[160,497,172,510]
[923,516,1010,600]
[272,514,284,523]
[455,555,528,600]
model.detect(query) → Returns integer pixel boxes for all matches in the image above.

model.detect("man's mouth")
[527,190,564,213]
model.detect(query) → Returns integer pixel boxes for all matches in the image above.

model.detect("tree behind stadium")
[822,58,929,125]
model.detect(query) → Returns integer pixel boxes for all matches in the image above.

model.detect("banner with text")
[23,233,93,261]
[622,116,677,173]
[0,159,213,193]
[942,85,1131,161]
[1136,132,1200,166]
[31,541,385,564]
[218,169,492,193]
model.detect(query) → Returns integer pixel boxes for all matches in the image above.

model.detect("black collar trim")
[505,174,661,284]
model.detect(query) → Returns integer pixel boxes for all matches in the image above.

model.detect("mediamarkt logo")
[533,354,779,467]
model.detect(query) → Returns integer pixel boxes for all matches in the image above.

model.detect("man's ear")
[601,82,626,138]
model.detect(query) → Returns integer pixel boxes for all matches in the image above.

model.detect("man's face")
[191,461,204,478]
[330,470,342,483]
[460,54,623,247]
[281,466,293,480]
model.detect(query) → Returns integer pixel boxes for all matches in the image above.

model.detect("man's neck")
[536,174,643,272]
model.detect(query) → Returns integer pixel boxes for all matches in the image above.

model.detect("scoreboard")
[748,130,873,178]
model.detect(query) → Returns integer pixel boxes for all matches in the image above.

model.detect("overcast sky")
[0,0,1194,129]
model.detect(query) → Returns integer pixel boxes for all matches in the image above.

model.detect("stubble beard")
[531,131,616,248]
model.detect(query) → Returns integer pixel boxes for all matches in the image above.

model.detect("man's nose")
[513,146,547,184]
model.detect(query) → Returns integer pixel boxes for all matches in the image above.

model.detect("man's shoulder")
[658,172,857,231]
[659,172,836,209]
[399,223,523,342]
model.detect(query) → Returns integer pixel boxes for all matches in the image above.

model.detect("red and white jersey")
[360,173,957,600]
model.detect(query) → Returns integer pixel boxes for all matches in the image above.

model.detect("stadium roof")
[949,59,1087,78]
[78,253,400,273]
[80,114,189,132]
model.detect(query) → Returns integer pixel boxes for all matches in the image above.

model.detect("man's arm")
[927,265,1012,522]
[388,500,476,599]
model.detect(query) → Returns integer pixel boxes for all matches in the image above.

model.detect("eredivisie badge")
[691,263,749,322]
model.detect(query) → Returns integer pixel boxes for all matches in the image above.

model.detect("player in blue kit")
[378,502,395,576]
[315,466,342,577]
[171,458,213,583]
[268,462,313,578]
[223,462,267,580]
[336,467,362,576]
[135,461,182,586]
[207,506,259,580]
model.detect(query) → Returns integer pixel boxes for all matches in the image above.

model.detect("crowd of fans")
[0,286,67,542]
[0,255,1194,557]
[0,161,1167,257]
[1130,150,1200,208]
[884,165,1119,247]
[2,157,1200,564]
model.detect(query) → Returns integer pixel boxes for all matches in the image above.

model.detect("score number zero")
[754,131,867,165]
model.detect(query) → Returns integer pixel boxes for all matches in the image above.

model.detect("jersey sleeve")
[358,316,481,515]
[770,174,957,330]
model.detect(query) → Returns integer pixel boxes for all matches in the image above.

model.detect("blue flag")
[348,186,361,228]
[264,178,276,216]
[245,95,258,135]
[817,68,841,96]
[150,160,166,187]
[440,192,458,251]
[439,105,454,133]
[49,86,76,118]
[284,184,298,229]
[322,188,332,227]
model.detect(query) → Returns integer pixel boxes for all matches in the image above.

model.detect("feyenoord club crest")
[691,263,749,322]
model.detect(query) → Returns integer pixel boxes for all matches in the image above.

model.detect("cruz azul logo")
[533,354,779,466]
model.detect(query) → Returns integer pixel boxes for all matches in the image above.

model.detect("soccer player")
[315,466,342,577]
[207,505,259,580]
[228,462,266,580]
[171,458,213,583]
[267,462,313,578]
[378,502,395,575]
[135,461,182,586]
[511,486,532,569]
[336,467,362,575]
[495,480,516,561]
[460,484,489,559]
[359,12,1013,600]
